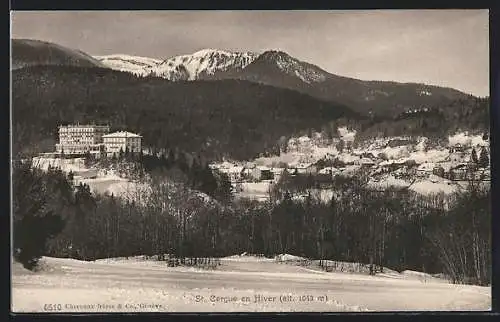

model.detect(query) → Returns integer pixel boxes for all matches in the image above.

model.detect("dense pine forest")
[12,66,358,160]
[12,66,488,161]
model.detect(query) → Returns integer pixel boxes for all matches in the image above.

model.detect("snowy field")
[31,156,140,197]
[12,255,490,312]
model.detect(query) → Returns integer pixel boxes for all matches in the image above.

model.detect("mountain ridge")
[94,47,472,116]
[11,38,105,70]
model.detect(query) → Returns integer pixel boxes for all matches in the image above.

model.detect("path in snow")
[11,257,490,312]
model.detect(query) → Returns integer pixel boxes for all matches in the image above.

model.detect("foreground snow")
[12,256,490,312]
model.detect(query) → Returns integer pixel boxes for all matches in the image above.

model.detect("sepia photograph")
[10,10,491,312]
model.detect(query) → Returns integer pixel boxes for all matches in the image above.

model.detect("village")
[32,124,490,202]
[208,130,491,201]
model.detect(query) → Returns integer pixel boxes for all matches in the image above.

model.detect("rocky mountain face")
[147,49,258,81]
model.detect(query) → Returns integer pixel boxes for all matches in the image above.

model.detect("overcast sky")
[11,10,489,96]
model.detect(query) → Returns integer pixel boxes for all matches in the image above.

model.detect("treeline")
[12,65,357,160]
[13,157,490,286]
[353,96,489,141]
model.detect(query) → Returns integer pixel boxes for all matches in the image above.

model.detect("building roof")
[293,163,314,169]
[417,163,436,171]
[59,124,109,128]
[358,157,375,164]
[102,131,142,138]
[318,166,339,174]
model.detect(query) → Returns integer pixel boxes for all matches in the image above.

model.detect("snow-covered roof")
[215,161,237,169]
[102,131,142,138]
[417,163,436,171]
[318,167,338,174]
[226,166,244,173]
[379,160,406,166]
[358,157,375,164]
[244,162,256,169]
[453,163,470,170]
[293,163,314,169]
[256,166,271,171]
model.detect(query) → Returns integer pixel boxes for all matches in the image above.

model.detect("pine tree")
[471,148,478,164]
[189,158,202,189]
[336,140,345,153]
[167,149,176,168]
[177,152,189,174]
[200,165,218,197]
[214,171,233,204]
[478,147,489,168]
[13,162,68,269]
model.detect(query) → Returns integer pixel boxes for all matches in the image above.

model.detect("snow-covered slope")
[93,49,328,84]
[147,49,258,80]
[251,50,328,84]
[94,54,162,75]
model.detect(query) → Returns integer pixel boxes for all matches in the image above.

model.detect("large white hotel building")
[55,124,142,156]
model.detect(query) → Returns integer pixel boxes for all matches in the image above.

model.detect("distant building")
[417,162,435,176]
[432,166,445,178]
[225,166,244,182]
[55,124,110,155]
[102,131,142,156]
[318,166,338,176]
[249,166,273,181]
[292,163,318,175]
[449,144,466,153]
[354,157,376,167]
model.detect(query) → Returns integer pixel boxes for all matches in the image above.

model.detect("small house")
[251,166,273,181]
[417,162,435,176]
[293,163,318,175]
[432,166,445,178]
[318,166,338,176]
[449,143,465,153]
[240,163,256,180]
[225,166,244,182]
[449,163,471,180]
[355,157,376,167]
[241,164,273,181]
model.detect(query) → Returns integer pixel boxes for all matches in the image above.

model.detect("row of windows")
[106,145,141,149]
[60,129,109,133]
[103,138,141,143]
[60,135,104,139]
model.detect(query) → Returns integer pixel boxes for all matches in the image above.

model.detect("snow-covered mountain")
[246,50,328,84]
[95,49,327,84]
[94,54,162,76]
[147,49,258,81]
[94,48,469,117]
